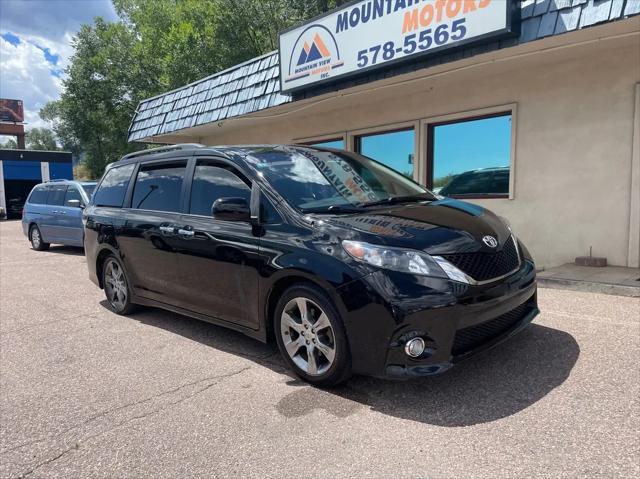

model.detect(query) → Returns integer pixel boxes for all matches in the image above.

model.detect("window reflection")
[131,164,186,212]
[247,147,427,212]
[356,129,414,178]
[431,114,511,197]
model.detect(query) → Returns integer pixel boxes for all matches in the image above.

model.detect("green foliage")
[25,128,59,151]
[0,137,18,149]
[41,0,347,177]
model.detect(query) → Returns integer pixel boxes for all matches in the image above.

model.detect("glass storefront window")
[430,114,512,197]
[356,129,414,178]
[310,139,345,149]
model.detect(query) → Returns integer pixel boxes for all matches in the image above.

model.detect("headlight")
[342,240,469,283]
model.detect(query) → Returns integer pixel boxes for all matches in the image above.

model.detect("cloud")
[0,0,118,131]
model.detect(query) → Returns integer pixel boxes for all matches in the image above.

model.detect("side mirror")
[67,199,84,209]
[212,197,251,222]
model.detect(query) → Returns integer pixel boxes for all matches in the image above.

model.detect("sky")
[0,0,118,130]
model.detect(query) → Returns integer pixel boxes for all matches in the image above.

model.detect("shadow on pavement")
[105,302,579,427]
[46,245,85,256]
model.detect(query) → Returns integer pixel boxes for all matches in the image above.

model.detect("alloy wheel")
[104,259,128,311]
[280,297,336,376]
[31,228,41,249]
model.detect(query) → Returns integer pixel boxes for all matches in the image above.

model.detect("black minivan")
[84,144,538,386]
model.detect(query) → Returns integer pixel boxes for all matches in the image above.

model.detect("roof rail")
[120,143,205,162]
[45,179,68,183]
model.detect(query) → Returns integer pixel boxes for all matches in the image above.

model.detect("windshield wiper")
[360,193,435,208]
[300,204,363,214]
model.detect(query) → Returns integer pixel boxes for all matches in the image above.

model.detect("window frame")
[46,184,68,206]
[125,158,190,213]
[294,133,347,149]
[28,185,50,205]
[421,104,517,200]
[93,163,137,208]
[184,155,283,224]
[349,121,420,182]
[185,158,252,219]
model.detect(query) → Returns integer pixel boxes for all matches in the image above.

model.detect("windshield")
[246,147,432,212]
[80,183,97,198]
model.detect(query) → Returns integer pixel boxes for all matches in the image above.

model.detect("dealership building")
[128,0,640,270]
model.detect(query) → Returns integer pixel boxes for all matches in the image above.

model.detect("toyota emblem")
[482,235,498,248]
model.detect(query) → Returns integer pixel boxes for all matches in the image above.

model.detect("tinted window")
[46,185,67,206]
[356,129,414,178]
[93,164,135,208]
[189,163,250,216]
[132,162,186,212]
[64,187,83,207]
[28,186,48,204]
[431,114,511,197]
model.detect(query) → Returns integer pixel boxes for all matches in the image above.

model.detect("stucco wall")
[199,31,640,269]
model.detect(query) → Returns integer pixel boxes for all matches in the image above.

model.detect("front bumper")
[336,259,538,379]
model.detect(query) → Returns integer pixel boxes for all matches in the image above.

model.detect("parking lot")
[0,220,638,478]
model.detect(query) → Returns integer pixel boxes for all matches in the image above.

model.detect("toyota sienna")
[84,144,538,386]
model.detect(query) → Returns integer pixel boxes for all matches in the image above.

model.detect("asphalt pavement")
[1,220,638,478]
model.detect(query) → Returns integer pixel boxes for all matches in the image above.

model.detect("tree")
[24,128,59,151]
[0,137,18,149]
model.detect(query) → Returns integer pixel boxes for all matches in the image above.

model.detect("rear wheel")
[274,284,351,387]
[29,225,49,251]
[102,255,137,315]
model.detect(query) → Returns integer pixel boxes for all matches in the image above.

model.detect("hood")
[315,198,511,254]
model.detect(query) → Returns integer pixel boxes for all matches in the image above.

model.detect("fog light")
[404,337,426,358]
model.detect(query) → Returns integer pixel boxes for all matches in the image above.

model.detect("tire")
[274,283,352,387]
[101,255,138,315]
[29,225,49,251]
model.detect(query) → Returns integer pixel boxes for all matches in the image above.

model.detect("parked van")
[84,144,538,386]
[22,180,97,250]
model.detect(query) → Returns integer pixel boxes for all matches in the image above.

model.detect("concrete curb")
[538,277,640,298]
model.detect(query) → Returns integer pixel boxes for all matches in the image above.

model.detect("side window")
[46,185,67,206]
[93,163,135,208]
[189,162,250,216]
[131,162,186,212]
[28,187,49,204]
[64,187,83,207]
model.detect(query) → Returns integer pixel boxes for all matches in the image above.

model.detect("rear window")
[28,187,48,205]
[46,185,67,206]
[93,164,135,208]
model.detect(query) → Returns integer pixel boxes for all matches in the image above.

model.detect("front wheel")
[102,255,137,315]
[274,284,351,387]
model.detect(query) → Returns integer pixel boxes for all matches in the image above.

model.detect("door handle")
[159,225,175,234]
[177,228,195,237]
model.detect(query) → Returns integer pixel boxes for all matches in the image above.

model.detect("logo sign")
[0,99,24,123]
[482,235,498,248]
[279,0,519,93]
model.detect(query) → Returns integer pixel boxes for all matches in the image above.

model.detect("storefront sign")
[279,0,518,93]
